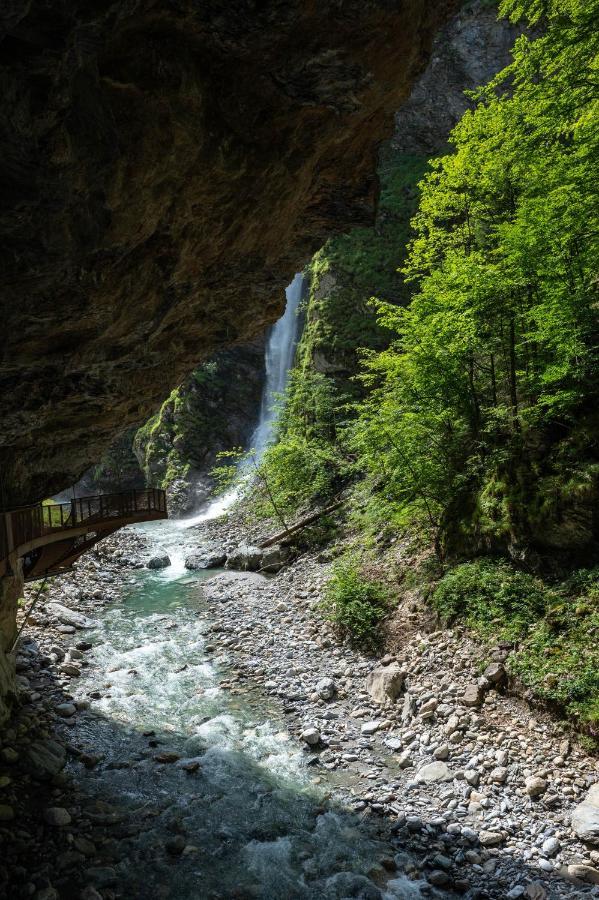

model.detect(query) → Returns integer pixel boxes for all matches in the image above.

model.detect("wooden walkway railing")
[1,489,167,581]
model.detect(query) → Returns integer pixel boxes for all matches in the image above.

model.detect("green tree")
[353,0,599,554]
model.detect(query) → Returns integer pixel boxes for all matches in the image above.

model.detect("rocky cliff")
[134,340,265,514]
[0,0,458,507]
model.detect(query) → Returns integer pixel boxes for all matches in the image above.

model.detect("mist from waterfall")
[180,273,304,526]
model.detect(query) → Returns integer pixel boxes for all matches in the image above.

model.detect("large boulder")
[147,554,171,570]
[572,783,599,845]
[21,739,67,781]
[45,602,96,630]
[366,664,406,704]
[261,545,290,573]
[184,549,226,570]
[416,761,454,784]
[225,545,263,572]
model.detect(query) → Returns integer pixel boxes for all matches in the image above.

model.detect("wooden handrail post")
[4,512,14,556]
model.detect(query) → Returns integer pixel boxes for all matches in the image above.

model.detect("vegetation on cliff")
[247,0,599,733]
[355,0,598,560]
[259,0,598,562]
[134,344,264,513]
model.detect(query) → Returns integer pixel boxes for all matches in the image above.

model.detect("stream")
[53,278,429,898]
[68,520,425,900]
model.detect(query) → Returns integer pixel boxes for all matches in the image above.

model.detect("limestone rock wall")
[392,0,522,155]
[134,339,266,515]
[0,570,21,725]
[0,0,457,507]
[294,1,520,398]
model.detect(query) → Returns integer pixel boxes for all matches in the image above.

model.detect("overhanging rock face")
[0,0,457,506]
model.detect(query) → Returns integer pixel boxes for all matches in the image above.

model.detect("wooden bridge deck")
[0,489,167,582]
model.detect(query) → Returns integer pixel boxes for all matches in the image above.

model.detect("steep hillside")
[246,0,599,736]
[258,0,521,519]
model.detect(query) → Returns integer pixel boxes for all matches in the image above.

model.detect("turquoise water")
[69,523,426,899]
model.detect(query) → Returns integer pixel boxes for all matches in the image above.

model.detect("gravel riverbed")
[1,520,598,900]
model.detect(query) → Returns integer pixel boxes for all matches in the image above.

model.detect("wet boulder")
[22,739,67,781]
[184,548,226,570]
[147,554,171,569]
[300,727,321,746]
[225,544,263,572]
[324,873,383,899]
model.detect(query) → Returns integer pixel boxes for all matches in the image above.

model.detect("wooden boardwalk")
[0,489,167,582]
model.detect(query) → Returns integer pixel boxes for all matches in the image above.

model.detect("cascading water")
[68,554,424,899]
[249,271,304,462]
[181,273,304,527]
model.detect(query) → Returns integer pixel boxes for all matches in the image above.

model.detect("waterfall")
[180,273,304,526]
[249,272,304,463]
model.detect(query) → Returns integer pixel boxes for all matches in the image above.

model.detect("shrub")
[318,557,390,648]
[433,559,599,731]
[432,560,547,641]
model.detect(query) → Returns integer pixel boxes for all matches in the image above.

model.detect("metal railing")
[1,488,167,563]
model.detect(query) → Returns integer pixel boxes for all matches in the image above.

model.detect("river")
[67,520,425,900]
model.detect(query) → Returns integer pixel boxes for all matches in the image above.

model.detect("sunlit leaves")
[352,0,599,544]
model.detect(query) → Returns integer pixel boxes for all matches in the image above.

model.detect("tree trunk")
[258,500,345,548]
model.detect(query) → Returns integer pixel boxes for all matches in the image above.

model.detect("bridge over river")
[0,489,167,582]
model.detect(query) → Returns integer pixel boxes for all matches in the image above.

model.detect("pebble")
[3,522,594,900]
[479,831,504,847]
[300,727,320,746]
[44,807,72,827]
[361,721,381,735]
[525,776,548,798]
[541,836,560,857]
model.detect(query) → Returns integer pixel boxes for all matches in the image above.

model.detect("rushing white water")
[180,273,304,528]
[72,521,429,899]
[249,271,304,461]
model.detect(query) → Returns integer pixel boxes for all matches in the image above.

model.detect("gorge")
[1,1,598,898]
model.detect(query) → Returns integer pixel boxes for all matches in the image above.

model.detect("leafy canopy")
[352,0,599,547]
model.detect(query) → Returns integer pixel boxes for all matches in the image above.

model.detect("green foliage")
[258,151,430,521]
[433,560,599,727]
[352,0,599,553]
[134,348,263,491]
[297,152,429,395]
[433,560,547,640]
[317,557,391,648]
[246,371,349,521]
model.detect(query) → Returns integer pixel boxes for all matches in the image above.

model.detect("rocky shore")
[1,520,599,899]
[195,526,599,899]
[0,530,146,900]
